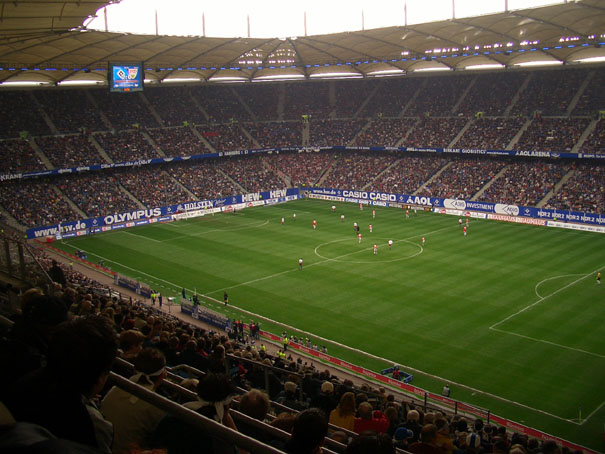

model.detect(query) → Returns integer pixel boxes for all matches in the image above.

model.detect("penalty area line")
[196,292,581,425]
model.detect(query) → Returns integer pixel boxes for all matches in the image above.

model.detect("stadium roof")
[0,0,604,85]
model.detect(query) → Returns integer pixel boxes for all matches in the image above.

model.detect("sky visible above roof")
[86,0,566,38]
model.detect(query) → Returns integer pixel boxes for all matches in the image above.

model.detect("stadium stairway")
[503,72,532,118]
[537,168,575,208]
[572,118,598,153]
[471,165,509,201]
[413,161,453,195]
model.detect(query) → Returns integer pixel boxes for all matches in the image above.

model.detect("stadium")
[0,1,604,453]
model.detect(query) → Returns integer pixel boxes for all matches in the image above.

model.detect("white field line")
[197,293,580,425]
[122,230,162,243]
[490,268,601,331]
[534,274,584,299]
[163,220,269,242]
[489,326,605,360]
[65,219,601,424]
[205,224,454,295]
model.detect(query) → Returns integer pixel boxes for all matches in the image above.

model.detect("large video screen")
[109,62,144,93]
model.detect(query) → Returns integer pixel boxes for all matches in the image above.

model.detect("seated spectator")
[345,432,395,454]
[311,380,338,416]
[353,401,389,435]
[277,381,308,411]
[101,348,167,454]
[235,389,272,443]
[2,315,118,453]
[408,424,442,454]
[0,293,68,391]
[152,372,238,454]
[329,391,356,432]
[283,408,329,454]
[434,416,455,454]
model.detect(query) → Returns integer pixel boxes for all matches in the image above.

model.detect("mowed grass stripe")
[57,198,605,450]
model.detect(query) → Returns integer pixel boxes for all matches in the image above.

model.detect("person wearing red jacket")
[353,402,389,434]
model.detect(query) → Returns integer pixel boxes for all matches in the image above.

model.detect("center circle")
[314,237,423,263]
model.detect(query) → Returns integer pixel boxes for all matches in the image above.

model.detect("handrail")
[107,372,287,454]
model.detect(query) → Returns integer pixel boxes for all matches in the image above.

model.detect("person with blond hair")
[329,391,356,431]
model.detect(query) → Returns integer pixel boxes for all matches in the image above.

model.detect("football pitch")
[55,198,605,450]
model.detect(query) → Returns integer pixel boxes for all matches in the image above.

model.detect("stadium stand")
[192,85,252,123]
[511,68,589,116]
[144,86,207,126]
[419,157,507,200]
[369,155,447,195]
[579,119,605,155]
[284,81,332,120]
[545,163,605,214]
[0,179,80,227]
[34,89,107,134]
[147,126,209,157]
[117,166,194,208]
[406,75,475,117]
[481,160,571,207]
[235,84,280,121]
[0,139,45,174]
[352,118,418,147]
[309,119,367,147]
[359,77,424,119]
[92,90,160,130]
[0,91,50,139]
[197,123,255,152]
[456,72,527,117]
[0,235,578,454]
[516,118,591,152]
[166,160,242,200]
[455,118,525,150]
[95,130,160,162]
[35,135,103,168]
[55,172,136,218]
[270,151,334,188]
[321,151,395,190]
[245,121,302,148]
[404,118,468,148]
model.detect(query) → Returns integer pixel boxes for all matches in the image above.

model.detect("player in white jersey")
[368,224,373,233]
[358,233,362,244]
[388,240,393,250]
[372,210,376,219]
[340,214,344,223]
[298,258,303,270]
[281,217,284,225]
[332,205,336,212]
[293,213,296,221]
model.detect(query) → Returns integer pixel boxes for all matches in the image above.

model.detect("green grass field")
[54,198,605,451]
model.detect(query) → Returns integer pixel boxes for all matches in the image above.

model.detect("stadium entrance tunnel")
[314,237,423,263]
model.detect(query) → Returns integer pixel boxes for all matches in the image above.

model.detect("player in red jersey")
[463,226,467,236]
[359,203,363,211]
[368,224,373,233]
[312,219,317,230]
[373,244,378,255]
[358,233,362,244]
[405,210,409,219]
[341,214,345,223]
[372,210,376,219]
[421,237,425,246]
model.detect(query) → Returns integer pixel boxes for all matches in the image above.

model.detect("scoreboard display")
[109,62,144,93]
